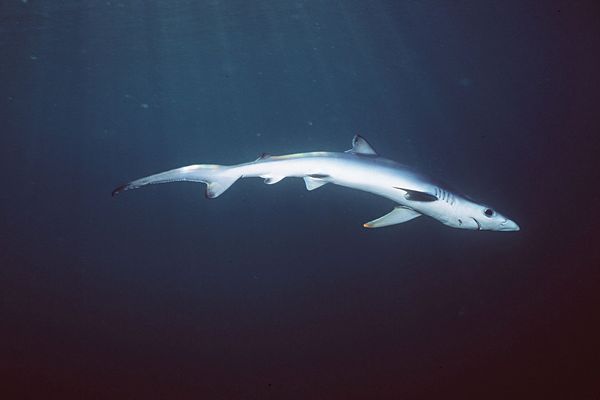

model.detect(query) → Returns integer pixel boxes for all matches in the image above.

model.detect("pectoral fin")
[363,206,421,228]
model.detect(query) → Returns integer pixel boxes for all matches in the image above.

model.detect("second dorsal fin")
[256,152,271,161]
[346,135,377,155]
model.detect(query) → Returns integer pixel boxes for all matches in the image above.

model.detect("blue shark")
[113,135,519,231]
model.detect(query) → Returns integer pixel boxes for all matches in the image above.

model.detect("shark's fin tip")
[111,184,129,197]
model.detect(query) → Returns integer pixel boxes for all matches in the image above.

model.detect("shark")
[112,135,519,231]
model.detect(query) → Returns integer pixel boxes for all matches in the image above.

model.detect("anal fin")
[363,206,421,228]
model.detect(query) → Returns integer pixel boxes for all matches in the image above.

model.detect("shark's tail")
[111,164,240,198]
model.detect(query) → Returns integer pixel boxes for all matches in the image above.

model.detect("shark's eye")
[483,208,495,217]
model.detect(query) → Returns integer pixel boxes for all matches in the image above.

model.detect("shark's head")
[443,196,520,231]
[394,187,520,232]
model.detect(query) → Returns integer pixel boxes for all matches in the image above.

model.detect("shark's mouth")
[471,217,482,231]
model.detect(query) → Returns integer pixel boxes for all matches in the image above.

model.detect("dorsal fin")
[346,134,377,155]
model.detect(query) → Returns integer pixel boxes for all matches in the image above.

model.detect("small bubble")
[458,77,472,87]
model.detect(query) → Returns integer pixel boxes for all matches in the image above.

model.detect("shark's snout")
[499,219,520,231]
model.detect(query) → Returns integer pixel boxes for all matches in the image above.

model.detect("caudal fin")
[112,164,240,198]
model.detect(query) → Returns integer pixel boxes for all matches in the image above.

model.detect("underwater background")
[1,0,598,398]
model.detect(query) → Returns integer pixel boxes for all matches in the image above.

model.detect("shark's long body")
[113,135,519,231]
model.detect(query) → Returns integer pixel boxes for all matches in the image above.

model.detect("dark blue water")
[1,1,598,398]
